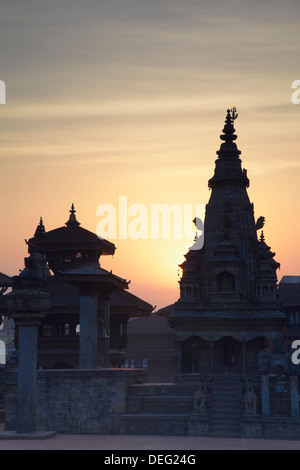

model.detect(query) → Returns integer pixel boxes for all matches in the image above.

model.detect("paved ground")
[0,430,300,450]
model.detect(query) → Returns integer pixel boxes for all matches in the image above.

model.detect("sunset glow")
[1,0,300,308]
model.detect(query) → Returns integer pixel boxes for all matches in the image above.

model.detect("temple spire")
[66,203,80,227]
[208,107,248,189]
[220,107,238,143]
[216,107,241,159]
[34,217,46,237]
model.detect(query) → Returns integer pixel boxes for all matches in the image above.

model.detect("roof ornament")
[220,107,238,144]
[34,216,46,237]
[66,203,81,227]
[256,216,265,231]
[230,106,238,122]
[259,231,265,243]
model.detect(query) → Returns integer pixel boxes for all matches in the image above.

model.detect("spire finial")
[34,216,46,237]
[216,107,241,159]
[66,203,80,227]
[70,203,75,215]
[220,107,238,143]
[260,230,265,243]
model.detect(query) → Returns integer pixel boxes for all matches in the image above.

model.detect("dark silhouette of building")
[278,276,300,352]
[124,314,177,382]
[118,110,300,438]
[2,109,300,439]
[168,108,285,376]
[12,205,154,369]
[122,109,296,383]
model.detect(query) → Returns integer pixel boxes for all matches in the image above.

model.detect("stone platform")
[0,430,56,440]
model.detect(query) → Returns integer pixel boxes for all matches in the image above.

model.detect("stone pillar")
[209,342,214,375]
[15,320,39,433]
[5,274,50,434]
[176,340,183,374]
[242,341,247,375]
[97,297,110,367]
[79,295,98,369]
[290,375,299,418]
[261,374,270,417]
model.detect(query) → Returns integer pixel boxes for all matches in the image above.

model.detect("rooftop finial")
[216,107,241,159]
[220,107,238,144]
[34,217,46,237]
[260,230,265,243]
[66,203,80,227]
[231,106,238,121]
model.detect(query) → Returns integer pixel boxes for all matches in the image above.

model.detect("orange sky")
[1,0,300,309]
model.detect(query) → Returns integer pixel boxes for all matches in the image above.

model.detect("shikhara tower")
[170,108,285,376]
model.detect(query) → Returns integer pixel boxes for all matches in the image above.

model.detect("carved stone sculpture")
[193,385,207,415]
[244,384,257,415]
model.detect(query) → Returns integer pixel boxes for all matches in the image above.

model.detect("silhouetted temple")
[1,109,300,439]
[24,205,153,369]
[117,109,300,438]
[170,108,285,376]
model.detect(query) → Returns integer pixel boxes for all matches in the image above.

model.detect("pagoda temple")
[20,204,154,369]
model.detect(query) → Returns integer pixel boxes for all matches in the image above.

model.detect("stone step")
[207,376,242,438]
[210,420,240,427]
[211,382,241,392]
[210,392,241,399]
[209,424,240,434]
[212,382,241,388]
[208,431,241,438]
[120,413,189,436]
[211,395,241,400]
[122,375,244,436]
[211,391,241,396]
[210,410,241,418]
[210,399,241,410]
[127,383,200,397]
[209,420,240,429]
[210,426,240,435]
[209,401,242,410]
[126,396,194,413]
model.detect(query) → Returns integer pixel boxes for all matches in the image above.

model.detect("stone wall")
[5,368,148,434]
[262,417,300,439]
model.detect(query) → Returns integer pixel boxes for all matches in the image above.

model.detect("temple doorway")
[182,336,209,374]
[215,336,241,372]
[246,336,265,372]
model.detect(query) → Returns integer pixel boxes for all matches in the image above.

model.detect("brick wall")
[5,368,148,434]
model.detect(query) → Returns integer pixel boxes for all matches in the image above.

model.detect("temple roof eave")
[30,226,115,256]
[58,262,129,290]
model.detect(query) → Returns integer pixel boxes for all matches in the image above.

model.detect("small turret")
[34,217,46,237]
[65,203,80,227]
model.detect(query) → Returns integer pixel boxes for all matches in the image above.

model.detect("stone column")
[97,297,110,367]
[209,342,214,375]
[242,341,247,375]
[175,340,183,374]
[79,295,98,369]
[261,374,270,417]
[6,275,50,434]
[290,375,299,418]
[15,320,39,433]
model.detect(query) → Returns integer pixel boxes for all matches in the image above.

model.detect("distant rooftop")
[0,272,12,287]
[279,276,300,284]
[278,277,300,306]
